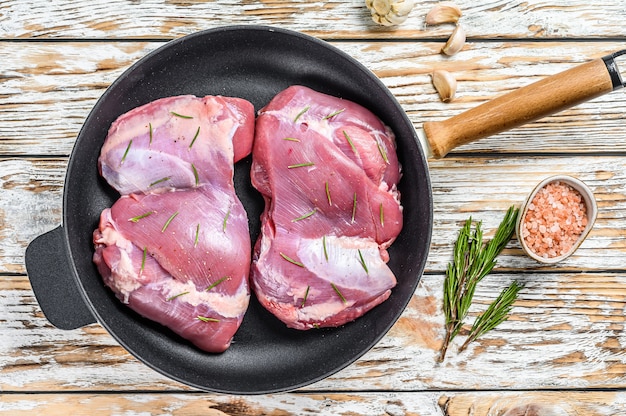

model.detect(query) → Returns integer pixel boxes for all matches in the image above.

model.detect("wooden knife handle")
[423,53,625,159]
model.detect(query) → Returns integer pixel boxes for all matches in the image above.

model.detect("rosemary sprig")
[459,280,524,353]
[149,123,153,145]
[161,211,179,233]
[323,108,345,120]
[357,249,369,274]
[149,176,170,187]
[167,291,189,301]
[351,192,357,223]
[292,208,317,222]
[288,162,315,169]
[197,316,220,323]
[379,203,384,227]
[121,140,132,165]
[301,286,310,308]
[325,181,332,205]
[140,247,147,274]
[439,205,519,362]
[129,211,154,223]
[193,223,200,247]
[189,126,200,149]
[171,111,193,119]
[343,130,358,155]
[280,252,305,268]
[283,137,301,142]
[377,141,389,164]
[206,276,229,291]
[322,235,329,261]
[222,208,230,232]
[331,283,347,304]
[293,106,310,123]
[191,163,199,186]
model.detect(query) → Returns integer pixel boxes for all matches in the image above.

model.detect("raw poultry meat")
[93,95,254,353]
[250,86,403,330]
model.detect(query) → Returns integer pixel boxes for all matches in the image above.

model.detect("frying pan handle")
[25,226,97,330]
[423,50,626,158]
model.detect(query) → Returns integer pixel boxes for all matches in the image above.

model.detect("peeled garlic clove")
[425,2,462,25]
[431,69,457,102]
[366,0,415,26]
[441,24,466,56]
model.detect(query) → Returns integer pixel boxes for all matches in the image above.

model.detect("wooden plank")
[2,40,626,156]
[0,391,625,415]
[3,270,626,392]
[2,0,626,40]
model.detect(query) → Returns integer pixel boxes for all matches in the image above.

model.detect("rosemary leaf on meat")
[189,126,201,149]
[222,208,230,232]
[283,137,301,142]
[197,316,220,323]
[301,286,310,308]
[206,276,229,291]
[194,223,200,247]
[325,181,332,205]
[292,208,317,222]
[129,211,155,223]
[140,247,147,274]
[280,252,305,268]
[293,106,310,123]
[149,123,153,145]
[357,249,369,274]
[288,162,315,169]
[161,211,179,233]
[167,291,189,301]
[149,176,170,187]
[377,141,390,164]
[459,280,524,353]
[121,140,132,165]
[191,163,199,186]
[351,192,357,223]
[171,111,193,119]
[379,203,384,227]
[322,235,329,261]
[439,205,519,362]
[343,130,358,155]
[331,283,347,304]
[323,108,345,120]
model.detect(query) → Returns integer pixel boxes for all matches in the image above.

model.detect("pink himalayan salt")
[521,181,588,259]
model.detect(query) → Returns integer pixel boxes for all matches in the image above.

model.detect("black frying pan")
[25,26,432,394]
[25,25,626,394]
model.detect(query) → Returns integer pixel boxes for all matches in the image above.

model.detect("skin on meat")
[250,86,403,330]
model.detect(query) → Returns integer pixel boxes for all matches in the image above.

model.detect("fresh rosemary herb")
[222,208,230,232]
[351,192,357,223]
[293,106,310,123]
[377,141,389,164]
[206,276,229,291]
[379,203,384,227]
[322,235,329,261]
[459,280,524,353]
[292,208,317,222]
[121,140,132,165]
[342,130,358,155]
[149,123,153,145]
[171,111,193,119]
[191,163,199,186]
[280,252,305,268]
[149,176,170,187]
[288,162,315,169]
[331,283,347,304]
[325,181,332,205]
[161,211,179,233]
[140,247,147,274]
[167,291,189,301]
[189,126,200,149]
[194,223,200,247]
[128,211,154,223]
[357,249,369,274]
[439,206,520,362]
[283,137,301,142]
[323,108,345,120]
[197,316,220,323]
[301,286,310,308]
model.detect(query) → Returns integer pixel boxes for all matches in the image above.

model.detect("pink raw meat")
[250,86,403,330]
[93,95,254,352]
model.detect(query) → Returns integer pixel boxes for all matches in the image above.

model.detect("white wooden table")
[2,1,626,414]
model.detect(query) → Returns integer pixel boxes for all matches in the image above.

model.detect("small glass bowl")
[516,175,598,264]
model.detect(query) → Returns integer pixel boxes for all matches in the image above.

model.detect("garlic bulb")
[366,0,415,26]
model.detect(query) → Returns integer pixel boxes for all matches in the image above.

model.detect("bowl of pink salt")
[516,175,597,264]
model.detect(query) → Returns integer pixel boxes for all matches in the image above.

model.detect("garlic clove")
[366,0,415,26]
[441,24,466,56]
[431,69,457,102]
[425,2,462,25]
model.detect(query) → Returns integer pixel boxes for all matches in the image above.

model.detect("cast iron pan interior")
[63,26,432,394]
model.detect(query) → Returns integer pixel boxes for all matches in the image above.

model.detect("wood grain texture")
[1,0,626,40]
